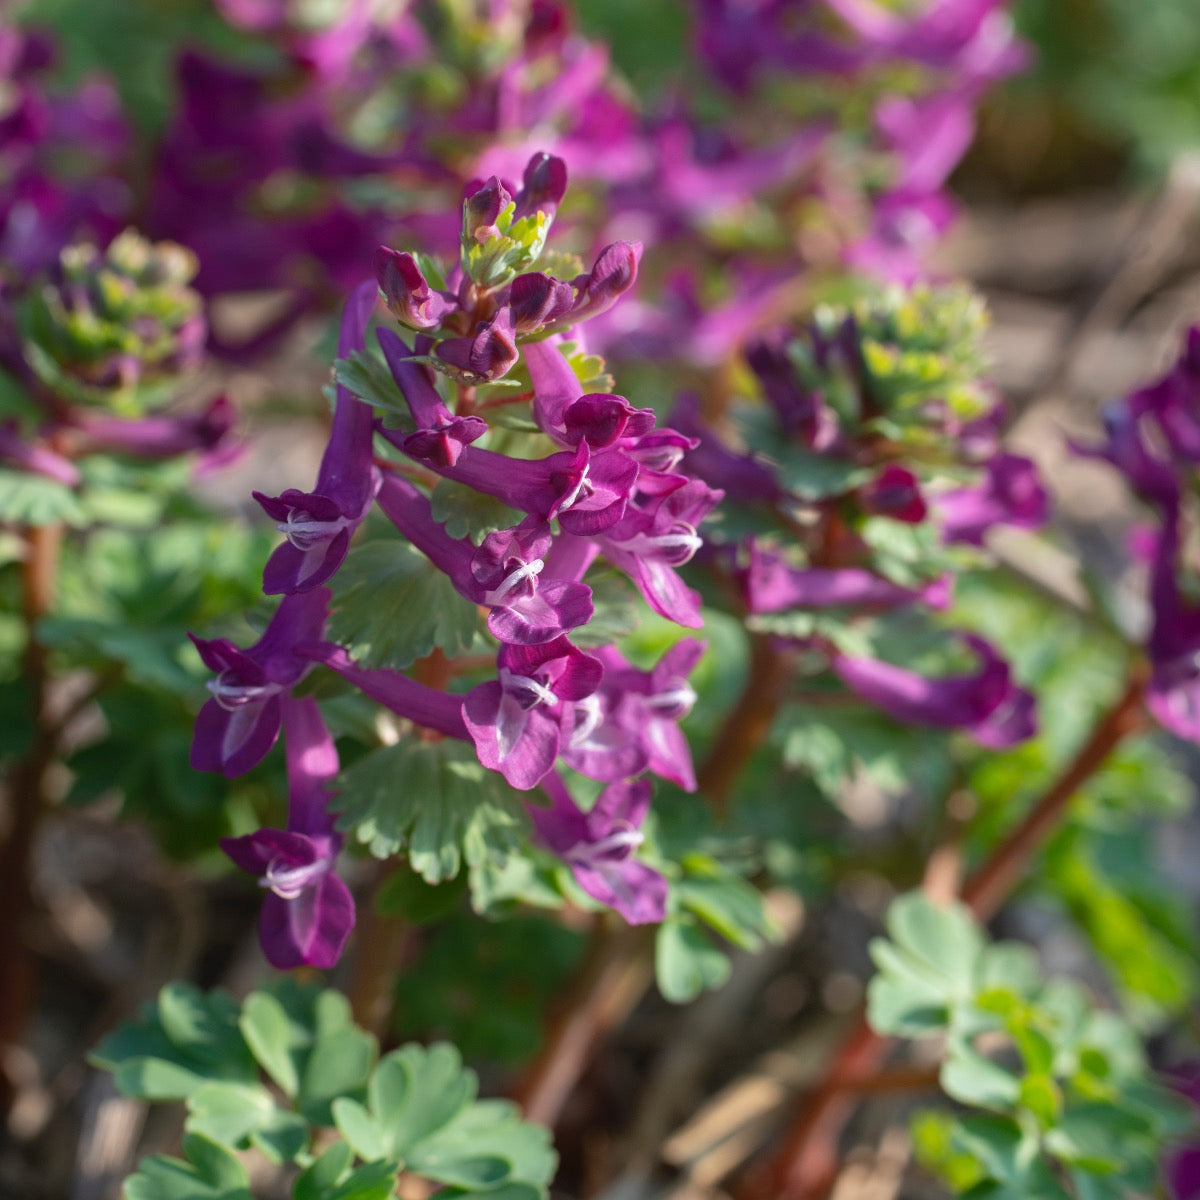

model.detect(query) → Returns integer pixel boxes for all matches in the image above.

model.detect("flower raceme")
[188,151,712,966]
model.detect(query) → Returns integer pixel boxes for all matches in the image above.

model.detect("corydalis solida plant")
[190,153,717,967]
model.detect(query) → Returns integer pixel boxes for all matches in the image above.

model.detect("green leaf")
[371,1043,476,1152]
[0,468,86,526]
[238,992,298,1098]
[655,917,732,1003]
[335,738,528,883]
[866,893,984,1037]
[674,868,771,952]
[771,448,871,500]
[335,349,415,421]
[234,982,375,1127]
[335,1044,556,1196]
[887,892,983,994]
[941,1039,1021,1111]
[123,1134,253,1200]
[91,984,256,1101]
[430,478,523,542]
[328,539,481,669]
[293,1145,403,1200]
[184,1082,308,1163]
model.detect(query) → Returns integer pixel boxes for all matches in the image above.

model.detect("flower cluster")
[589,0,1028,372]
[191,154,718,967]
[0,25,129,280]
[0,230,235,487]
[1073,327,1200,742]
[678,285,1044,745]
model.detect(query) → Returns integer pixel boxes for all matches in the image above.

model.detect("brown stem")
[0,521,64,1111]
[512,918,653,1128]
[961,665,1147,921]
[698,633,795,814]
[737,664,1149,1200]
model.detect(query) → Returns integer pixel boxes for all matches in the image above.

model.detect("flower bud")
[374,247,450,330]
[509,271,574,332]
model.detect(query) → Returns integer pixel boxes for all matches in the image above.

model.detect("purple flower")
[375,472,593,645]
[375,248,452,330]
[860,465,927,523]
[1145,505,1200,742]
[190,588,331,777]
[565,640,704,790]
[739,542,951,614]
[508,271,574,333]
[937,452,1048,545]
[0,420,80,485]
[220,696,354,969]
[594,480,723,628]
[744,336,839,451]
[253,282,381,593]
[71,395,236,466]
[434,306,520,382]
[561,241,642,325]
[524,338,654,449]
[1133,327,1200,466]
[512,150,568,221]
[399,437,639,536]
[299,642,470,740]
[532,773,667,925]
[831,633,1035,747]
[376,328,487,466]
[462,636,603,789]
[1070,404,1179,507]
[671,394,780,503]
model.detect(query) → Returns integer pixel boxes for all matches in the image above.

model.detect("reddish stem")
[512,918,653,1127]
[738,664,1150,1200]
[698,633,795,815]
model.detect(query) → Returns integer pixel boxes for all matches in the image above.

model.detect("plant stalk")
[738,664,1149,1200]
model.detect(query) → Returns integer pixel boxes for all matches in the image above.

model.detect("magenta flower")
[398,437,639,536]
[376,328,487,467]
[532,773,667,925]
[253,282,381,593]
[434,306,519,382]
[72,395,236,466]
[190,588,331,777]
[375,248,452,330]
[220,697,354,969]
[463,636,603,789]
[831,633,1036,747]
[375,473,593,645]
[524,338,654,449]
[594,480,723,628]
[739,542,951,614]
[1145,505,1200,742]
[860,465,927,524]
[299,642,469,740]
[937,452,1048,545]
[566,640,704,791]
[0,420,81,485]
